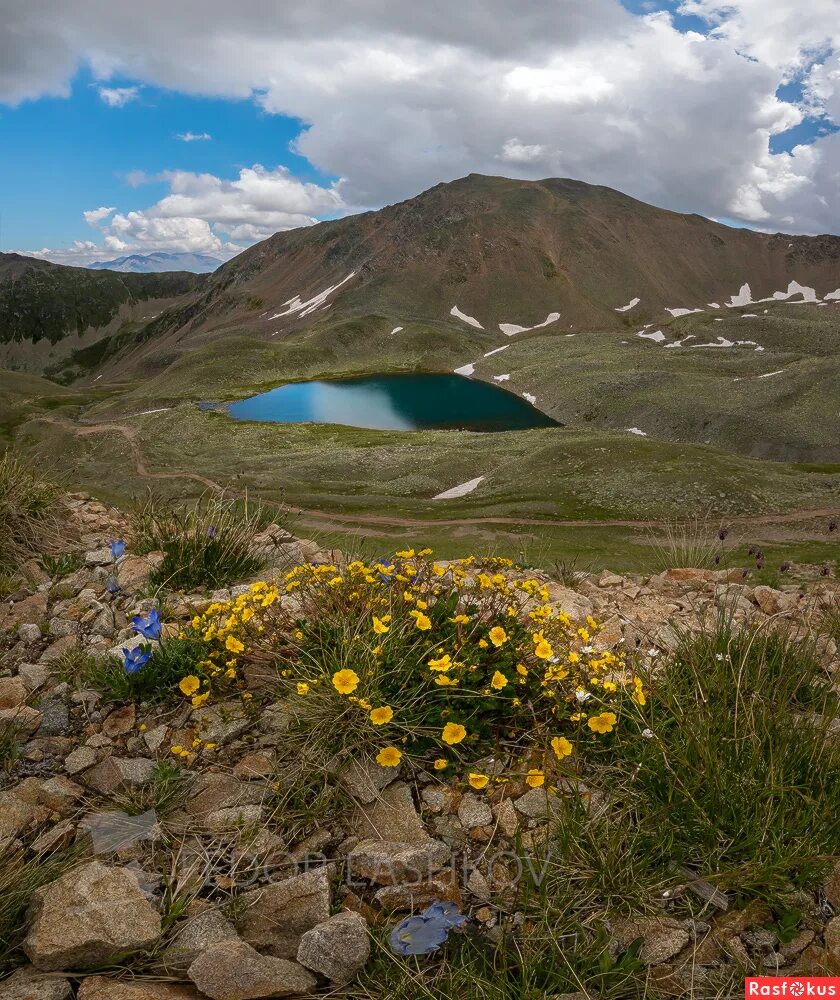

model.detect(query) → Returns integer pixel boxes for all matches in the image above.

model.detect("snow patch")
[825,289,840,301]
[707,302,720,309]
[136,408,171,416]
[390,326,404,335]
[451,305,483,329]
[499,311,561,336]
[493,374,511,382]
[269,272,356,320]
[665,335,696,348]
[433,476,485,500]
[484,345,510,357]
[728,283,754,307]
[770,280,818,303]
[637,329,666,343]
[522,392,537,404]
[453,363,475,377]
[666,307,704,318]
[625,427,647,436]
[615,297,640,312]
[733,370,785,382]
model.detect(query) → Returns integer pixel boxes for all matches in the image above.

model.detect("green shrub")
[85,634,213,703]
[39,551,84,577]
[130,492,270,591]
[0,450,66,572]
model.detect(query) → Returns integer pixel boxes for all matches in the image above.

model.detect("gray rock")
[161,909,239,972]
[338,756,395,803]
[0,968,73,1000]
[0,676,28,709]
[514,787,559,820]
[23,862,161,971]
[297,910,370,985]
[18,624,43,645]
[18,663,48,691]
[48,618,80,639]
[82,757,156,796]
[76,976,202,1000]
[188,939,317,1000]
[351,782,427,843]
[612,916,690,966]
[85,548,115,567]
[64,746,99,775]
[457,793,493,830]
[236,868,331,959]
[202,804,264,832]
[348,839,451,886]
[36,699,70,737]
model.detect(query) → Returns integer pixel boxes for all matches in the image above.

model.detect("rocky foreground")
[1,495,839,999]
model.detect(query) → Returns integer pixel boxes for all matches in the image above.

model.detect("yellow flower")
[376,746,403,767]
[588,711,617,734]
[370,706,394,725]
[372,616,389,634]
[170,745,185,755]
[449,614,470,624]
[551,736,574,759]
[396,548,416,558]
[296,682,310,696]
[332,669,360,694]
[488,626,509,647]
[516,664,528,677]
[139,723,147,732]
[534,639,554,660]
[204,743,217,751]
[490,671,508,690]
[468,773,490,790]
[433,758,448,770]
[191,692,210,709]
[442,722,467,745]
[478,639,489,649]
[434,675,458,686]
[179,675,200,697]
[428,653,452,672]
[526,768,545,788]
[225,636,244,654]
[410,611,432,631]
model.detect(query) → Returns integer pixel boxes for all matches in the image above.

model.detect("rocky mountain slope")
[88,252,224,274]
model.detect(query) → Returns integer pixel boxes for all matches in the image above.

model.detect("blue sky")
[2,0,839,263]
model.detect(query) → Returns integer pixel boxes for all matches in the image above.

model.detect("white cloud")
[2,0,840,250]
[97,85,140,107]
[83,206,116,225]
[177,131,212,142]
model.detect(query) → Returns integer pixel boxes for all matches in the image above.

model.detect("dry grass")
[0,449,68,572]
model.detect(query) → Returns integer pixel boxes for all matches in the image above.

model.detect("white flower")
[715,653,724,661]
[642,728,654,739]
[646,648,659,658]
[581,645,594,654]
[575,689,592,703]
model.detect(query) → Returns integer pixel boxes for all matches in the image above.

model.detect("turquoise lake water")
[226,374,560,432]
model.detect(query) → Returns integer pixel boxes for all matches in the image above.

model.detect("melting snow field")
[433,476,485,500]
[453,363,475,376]
[733,370,785,382]
[615,297,641,312]
[498,312,561,337]
[451,305,483,329]
[493,374,511,382]
[667,307,704,318]
[522,392,537,404]
[269,273,356,319]
[638,329,667,343]
[390,326,404,335]
[625,427,647,436]
[484,345,510,357]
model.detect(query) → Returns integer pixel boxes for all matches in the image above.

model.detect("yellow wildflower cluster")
[177,551,647,786]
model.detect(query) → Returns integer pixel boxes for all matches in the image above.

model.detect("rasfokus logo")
[746,979,840,997]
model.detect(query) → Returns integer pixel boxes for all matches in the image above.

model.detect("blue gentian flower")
[376,559,395,582]
[388,901,467,956]
[123,645,152,674]
[207,524,217,538]
[109,540,126,559]
[105,576,121,594]
[132,608,163,640]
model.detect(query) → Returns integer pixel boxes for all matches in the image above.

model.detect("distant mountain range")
[88,251,224,274]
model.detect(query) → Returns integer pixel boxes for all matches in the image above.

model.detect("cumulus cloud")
[97,85,140,107]
[3,0,840,259]
[83,206,116,225]
[177,131,212,142]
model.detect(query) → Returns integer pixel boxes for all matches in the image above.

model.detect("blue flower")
[132,608,162,640]
[105,576,121,594]
[109,540,126,559]
[388,901,467,956]
[123,645,152,674]
[207,524,217,538]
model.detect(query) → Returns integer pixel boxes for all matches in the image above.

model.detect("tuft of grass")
[609,615,840,903]
[266,746,349,846]
[0,720,23,773]
[39,551,84,577]
[0,450,67,573]
[82,633,212,703]
[644,512,727,572]
[130,491,271,591]
[113,759,192,816]
[0,844,82,973]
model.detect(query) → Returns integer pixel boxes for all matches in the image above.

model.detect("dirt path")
[33,414,838,533]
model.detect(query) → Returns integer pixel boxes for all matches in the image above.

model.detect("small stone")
[23,862,161,971]
[102,705,136,738]
[18,623,43,645]
[0,706,42,736]
[492,798,519,838]
[188,939,317,1000]
[297,910,371,985]
[338,756,395,803]
[116,554,164,594]
[18,663,48,691]
[64,746,99,774]
[233,752,274,780]
[0,676,28,709]
[36,699,70,737]
[161,909,239,972]
[77,976,201,1000]
[48,618,80,639]
[85,548,115,567]
[203,804,264,832]
[373,870,461,911]
[82,757,156,796]
[351,782,427,843]
[348,839,451,886]
[825,916,840,960]
[613,917,690,966]
[235,868,331,959]
[458,792,493,829]
[514,787,558,819]
[0,969,73,1000]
